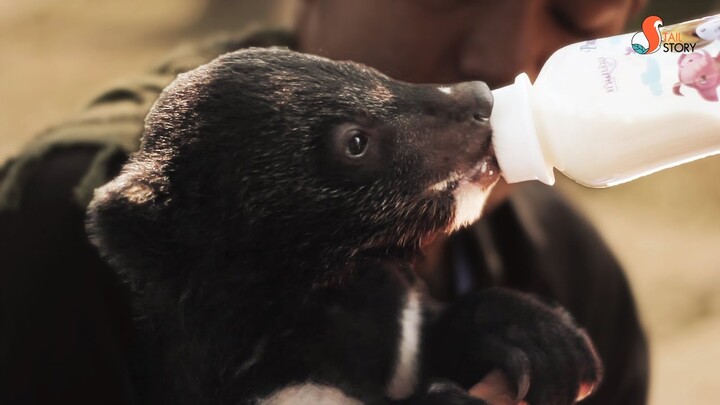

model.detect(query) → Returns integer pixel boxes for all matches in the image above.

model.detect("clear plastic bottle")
[490,14,720,187]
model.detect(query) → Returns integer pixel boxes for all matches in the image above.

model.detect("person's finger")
[470,368,596,403]
[577,381,597,401]
[468,369,523,405]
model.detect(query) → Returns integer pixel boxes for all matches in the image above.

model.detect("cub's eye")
[346,130,369,157]
[324,124,385,178]
[329,124,377,165]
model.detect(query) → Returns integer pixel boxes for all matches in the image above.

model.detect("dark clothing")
[0,29,648,405]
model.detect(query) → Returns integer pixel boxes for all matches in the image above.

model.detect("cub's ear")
[85,166,170,278]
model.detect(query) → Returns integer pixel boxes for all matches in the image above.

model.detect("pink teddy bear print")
[673,50,720,102]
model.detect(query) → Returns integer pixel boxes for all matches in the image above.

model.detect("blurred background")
[1,1,718,404]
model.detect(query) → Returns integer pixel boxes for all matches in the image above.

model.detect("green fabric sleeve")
[0,28,296,210]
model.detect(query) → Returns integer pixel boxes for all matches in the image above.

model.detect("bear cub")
[87,48,602,405]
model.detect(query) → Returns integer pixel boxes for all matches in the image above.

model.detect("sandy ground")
[1,1,719,403]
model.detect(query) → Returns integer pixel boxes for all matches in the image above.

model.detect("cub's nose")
[446,81,494,124]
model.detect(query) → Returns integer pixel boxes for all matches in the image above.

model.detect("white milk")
[491,14,720,187]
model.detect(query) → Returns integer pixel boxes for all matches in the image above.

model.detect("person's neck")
[413,234,453,301]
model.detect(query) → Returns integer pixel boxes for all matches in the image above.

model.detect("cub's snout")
[443,80,494,124]
[406,80,500,230]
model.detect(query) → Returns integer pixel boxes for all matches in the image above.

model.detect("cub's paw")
[426,288,602,405]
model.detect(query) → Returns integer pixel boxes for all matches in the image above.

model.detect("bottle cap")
[490,73,555,185]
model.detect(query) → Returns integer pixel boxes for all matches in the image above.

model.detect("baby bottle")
[490,14,720,187]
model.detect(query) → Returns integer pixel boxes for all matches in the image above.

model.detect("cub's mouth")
[428,139,500,193]
[462,148,500,189]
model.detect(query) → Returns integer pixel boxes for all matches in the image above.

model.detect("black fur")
[87,48,601,405]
